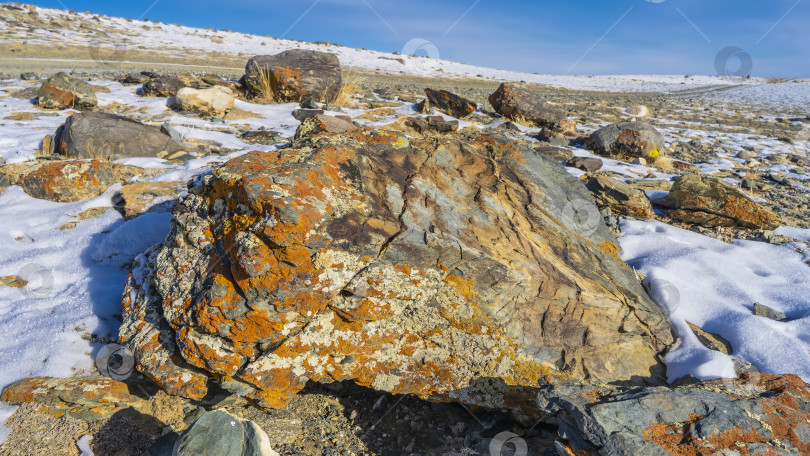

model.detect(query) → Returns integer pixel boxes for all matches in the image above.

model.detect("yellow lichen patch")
[445,276,475,301]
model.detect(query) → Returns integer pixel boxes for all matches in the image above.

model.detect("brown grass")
[254,66,277,103]
[333,71,360,107]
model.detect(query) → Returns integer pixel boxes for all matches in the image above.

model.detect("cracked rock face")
[119,129,673,410]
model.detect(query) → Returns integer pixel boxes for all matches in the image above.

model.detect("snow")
[620,219,810,383]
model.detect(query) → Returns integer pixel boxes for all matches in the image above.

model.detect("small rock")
[161,122,182,141]
[113,181,185,219]
[737,150,758,160]
[20,71,37,80]
[240,130,283,145]
[143,75,187,97]
[567,157,603,173]
[687,321,733,355]
[533,145,573,161]
[292,109,324,122]
[753,303,789,322]
[37,72,97,110]
[173,410,278,456]
[299,97,318,109]
[294,113,356,139]
[18,160,123,202]
[120,72,150,84]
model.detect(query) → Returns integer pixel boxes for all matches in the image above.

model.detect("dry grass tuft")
[333,71,360,107]
[254,66,277,103]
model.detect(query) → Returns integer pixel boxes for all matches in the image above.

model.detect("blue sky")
[24,0,810,77]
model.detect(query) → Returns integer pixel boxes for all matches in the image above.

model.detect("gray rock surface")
[173,410,278,456]
[54,112,186,159]
[588,121,665,162]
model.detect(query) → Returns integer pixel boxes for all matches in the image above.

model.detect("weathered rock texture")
[537,373,810,456]
[654,174,781,229]
[17,160,139,202]
[37,72,97,110]
[488,83,566,129]
[588,121,665,162]
[53,111,186,159]
[585,176,655,218]
[118,129,672,411]
[245,50,342,102]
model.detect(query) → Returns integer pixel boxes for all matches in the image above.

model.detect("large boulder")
[173,410,278,456]
[173,86,235,117]
[143,75,187,97]
[244,50,342,102]
[37,72,97,110]
[52,112,186,159]
[423,88,477,118]
[118,129,673,410]
[18,160,138,203]
[537,373,810,456]
[488,83,566,129]
[588,121,665,162]
[654,174,781,229]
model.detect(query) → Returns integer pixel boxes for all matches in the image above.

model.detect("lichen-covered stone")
[18,160,126,202]
[113,181,186,219]
[654,174,781,229]
[173,86,235,117]
[143,75,187,97]
[37,72,97,110]
[119,128,672,409]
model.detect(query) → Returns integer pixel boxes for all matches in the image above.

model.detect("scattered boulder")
[113,181,186,219]
[626,178,671,192]
[585,176,655,218]
[654,174,781,229]
[118,129,672,409]
[293,113,356,139]
[537,374,810,456]
[37,72,97,110]
[423,88,477,118]
[404,115,459,134]
[143,75,187,97]
[173,410,278,456]
[173,86,235,117]
[488,83,566,129]
[566,156,603,173]
[588,121,665,162]
[18,160,136,203]
[244,50,342,102]
[53,112,186,159]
